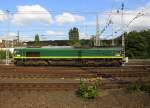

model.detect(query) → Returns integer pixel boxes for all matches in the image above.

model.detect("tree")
[140,30,150,57]
[34,34,40,47]
[114,30,150,59]
[0,50,12,59]
[69,27,79,45]
[125,31,147,58]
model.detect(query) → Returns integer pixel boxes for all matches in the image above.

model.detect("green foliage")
[128,82,150,94]
[34,34,41,47]
[73,42,82,48]
[86,86,97,99]
[77,80,87,97]
[128,82,141,93]
[76,79,101,99]
[125,31,147,58]
[79,39,93,48]
[140,84,150,94]
[0,50,6,59]
[0,50,12,59]
[115,30,150,59]
[69,27,79,45]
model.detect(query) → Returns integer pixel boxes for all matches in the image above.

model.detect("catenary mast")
[94,14,100,46]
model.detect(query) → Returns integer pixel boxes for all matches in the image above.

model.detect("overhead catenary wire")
[0,10,150,15]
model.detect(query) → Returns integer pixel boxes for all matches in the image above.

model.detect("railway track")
[0,65,150,78]
[0,81,130,91]
[5,68,150,73]
[0,83,79,91]
[0,61,149,90]
[0,73,97,78]
[0,71,149,79]
[0,79,149,91]
[0,65,150,72]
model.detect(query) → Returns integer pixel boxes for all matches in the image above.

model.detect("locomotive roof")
[14,47,122,50]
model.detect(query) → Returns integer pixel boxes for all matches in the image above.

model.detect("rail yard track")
[0,79,149,91]
[0,82,130,91]
[0,65,149,78]
[0,60,150,91]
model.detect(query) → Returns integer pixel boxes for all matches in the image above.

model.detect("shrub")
[128,82,141,93]
[140,84,150,94]
[76,78,101,99]
[77,80,87,97]
[86,86,97,99]
[128,82,150,94]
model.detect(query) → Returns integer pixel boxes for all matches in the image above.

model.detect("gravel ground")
[0,89,149,108]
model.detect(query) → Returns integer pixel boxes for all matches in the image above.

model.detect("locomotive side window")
[26,52,40,57]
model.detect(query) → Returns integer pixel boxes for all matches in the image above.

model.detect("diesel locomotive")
[13,47,124,66]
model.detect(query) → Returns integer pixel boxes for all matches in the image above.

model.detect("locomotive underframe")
[14,58,123,67]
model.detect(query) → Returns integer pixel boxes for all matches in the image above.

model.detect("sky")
[0,0,150,41]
